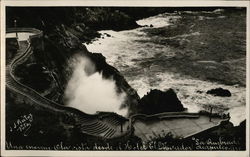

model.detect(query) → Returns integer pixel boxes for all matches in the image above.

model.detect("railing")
[6,28,100,118]
[184,119,230,139]
[6,28,229,141]
[6,28,133,139]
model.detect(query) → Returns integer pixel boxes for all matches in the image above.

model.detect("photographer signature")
[9,113,33,136]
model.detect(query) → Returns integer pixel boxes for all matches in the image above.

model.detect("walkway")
[133,114,227,142]
[5,28,229,142]
[6,29,129,139]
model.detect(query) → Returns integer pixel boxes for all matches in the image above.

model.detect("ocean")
[85,10,246,125]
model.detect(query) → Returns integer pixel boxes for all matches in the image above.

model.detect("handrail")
[6,28,101,117]
[6,28,229,141]
[6,28,132,139]
[7,28,208,120]
[6,28,42,34]
[184,118,229,139]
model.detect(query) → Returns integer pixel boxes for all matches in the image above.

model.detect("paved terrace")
[132,113,228,142]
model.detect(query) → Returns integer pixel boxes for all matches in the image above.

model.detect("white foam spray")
[64,54,127,116]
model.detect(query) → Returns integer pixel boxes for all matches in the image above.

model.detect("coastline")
[3,7,247,151]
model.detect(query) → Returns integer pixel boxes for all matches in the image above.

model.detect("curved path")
[6,28,229,142]
[6,28,129,139]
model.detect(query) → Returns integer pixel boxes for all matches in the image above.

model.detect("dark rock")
[149,24,153,27]
[15,63,52,92]
[138,89,185,114]
[196,90,203,94]
[6,37,19,61]
[206,87,231,97]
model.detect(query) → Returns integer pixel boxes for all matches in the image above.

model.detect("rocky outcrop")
[6,38,19,62]
[38,24,140,114]
[206,87,231,97]
[7,7,167,114]
[138,89,185,114]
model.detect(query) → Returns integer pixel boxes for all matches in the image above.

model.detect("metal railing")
[6,28,229,141]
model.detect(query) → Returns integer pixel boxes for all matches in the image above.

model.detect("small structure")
[116,114,128,133]
[14,20,18,39]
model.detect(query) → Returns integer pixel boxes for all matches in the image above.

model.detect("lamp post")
[209,106,213,122]
[14,20,18,39]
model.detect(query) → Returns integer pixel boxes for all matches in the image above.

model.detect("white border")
[1,0,249,156]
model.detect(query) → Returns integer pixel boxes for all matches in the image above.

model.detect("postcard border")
[1,0,249,156]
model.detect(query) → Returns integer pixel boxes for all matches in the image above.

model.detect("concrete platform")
[133,115,227,141]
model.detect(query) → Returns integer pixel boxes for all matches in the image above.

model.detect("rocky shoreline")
[7,6,246,119]
[7,7,195,115]
[6,7,246,149]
